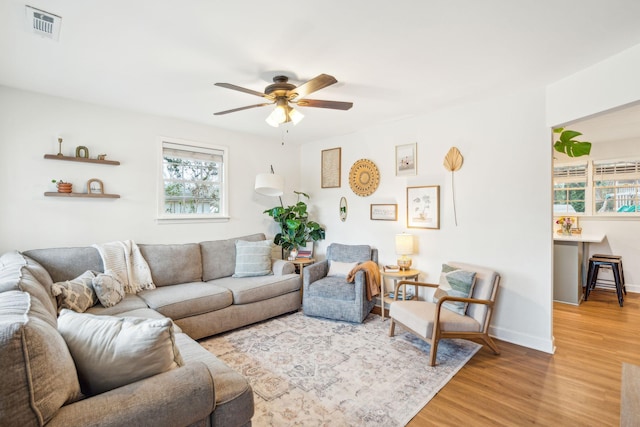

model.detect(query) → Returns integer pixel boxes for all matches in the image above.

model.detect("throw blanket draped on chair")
[92,240,155,294]
[347,260,381,301]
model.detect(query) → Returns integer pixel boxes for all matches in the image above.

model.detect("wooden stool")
[585,255,625,307]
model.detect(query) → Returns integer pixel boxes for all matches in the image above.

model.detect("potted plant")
[264,191,325,259]
[52,179,72,193]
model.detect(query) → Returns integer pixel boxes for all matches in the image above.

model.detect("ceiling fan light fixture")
[288,107,304,125]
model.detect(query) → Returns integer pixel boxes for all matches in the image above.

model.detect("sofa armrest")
[272,259,295,275]
[47,362,215,427]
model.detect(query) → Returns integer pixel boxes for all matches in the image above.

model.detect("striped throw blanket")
[92,240,155,294]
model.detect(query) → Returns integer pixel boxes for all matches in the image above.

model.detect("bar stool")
[584,254,626,307]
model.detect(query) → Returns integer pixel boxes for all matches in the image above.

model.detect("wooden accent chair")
[388,261,501,366]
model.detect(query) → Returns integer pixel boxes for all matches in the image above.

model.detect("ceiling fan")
[213,74,353,127]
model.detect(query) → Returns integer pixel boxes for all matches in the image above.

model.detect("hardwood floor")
[399,291,640,426]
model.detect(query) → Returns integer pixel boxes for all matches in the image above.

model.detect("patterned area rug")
[200,312,480,426]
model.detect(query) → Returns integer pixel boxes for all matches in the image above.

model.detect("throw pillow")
[51,270,98,313]
[232,239,273,278]
[327,261,358,278]
[57,309,184,396]
[433,264,477,315]
[92,270,125,308]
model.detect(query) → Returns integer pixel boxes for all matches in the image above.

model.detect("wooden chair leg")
[389,319,396,337]
[429,338,439,366]
[482,335,501,355]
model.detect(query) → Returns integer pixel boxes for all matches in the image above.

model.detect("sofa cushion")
[0,251,58,322]
[0,291,81,426]
[57,309,184,396]
[433,264,477,315]
[86,293,149,316]
[138,243,203,287]
[200,233,266,281]
[22,247,104,283]
[92,270,125,307]
[138,282,233,320]
[212,274,301,305]
[232,239,273,278]
[51,270,98,313]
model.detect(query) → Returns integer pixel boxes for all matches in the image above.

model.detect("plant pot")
[57,183,73,193]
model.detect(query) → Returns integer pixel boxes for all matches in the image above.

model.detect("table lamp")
[395,233,414,270]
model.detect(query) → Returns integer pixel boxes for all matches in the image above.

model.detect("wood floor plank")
[406,292,640,426]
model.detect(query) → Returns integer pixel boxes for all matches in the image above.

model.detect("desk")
[553,233,605,305]
[378,269,420,320]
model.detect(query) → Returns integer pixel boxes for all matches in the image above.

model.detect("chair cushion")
[0,291,81,426]
[326,243,372,263]
[307,276,356,301]
[390,300,482,338]
[433,264,476,315]
[448,261,499,325]
[232,239,273,278]
[57,309,184,396]
[137,282,232,320]
[327,260,358,278]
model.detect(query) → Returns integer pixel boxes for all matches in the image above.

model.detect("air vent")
[25,5,61,41]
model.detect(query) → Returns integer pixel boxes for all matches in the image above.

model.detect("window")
[593,160,640,214]
[554,163,587,214]
[158,138,228,221]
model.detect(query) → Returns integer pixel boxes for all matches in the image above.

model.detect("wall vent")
[25,5,61,41]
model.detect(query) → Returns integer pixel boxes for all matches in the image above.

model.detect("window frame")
[592,158,640,216]
[157,136,229,223]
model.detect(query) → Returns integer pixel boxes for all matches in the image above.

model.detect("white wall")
[301,87,555,353]
[0,86,300,252]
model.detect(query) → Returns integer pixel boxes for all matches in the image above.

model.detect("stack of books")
[296,248,313,258]
[383,265,400,272]
[387,290,415,300]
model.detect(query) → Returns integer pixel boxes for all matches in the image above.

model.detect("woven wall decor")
[348,159,380,197]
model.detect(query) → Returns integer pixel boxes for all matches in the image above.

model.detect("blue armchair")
[302,243,378,323]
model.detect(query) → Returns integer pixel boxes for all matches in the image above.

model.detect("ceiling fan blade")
[214,82,269,98]
[213,103,273,115]
[288,74,337,100]
[294,99,353,110]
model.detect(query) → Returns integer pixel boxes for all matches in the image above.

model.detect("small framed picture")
[407,185,439,229]
[370,204,398,221]
[396,143,417,176]
[321,147,341,188]
[87,178,104,195]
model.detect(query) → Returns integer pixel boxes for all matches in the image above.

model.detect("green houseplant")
[553,128,592,157]
[264,191,325,254]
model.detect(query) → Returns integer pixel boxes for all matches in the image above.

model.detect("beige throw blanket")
[346,260,381,301]
[92,240,155,294]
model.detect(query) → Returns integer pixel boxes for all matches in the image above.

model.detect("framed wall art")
[321,147,341,188]
[396,143,417,176]
[370,204,398,221]
[407,185,440,229]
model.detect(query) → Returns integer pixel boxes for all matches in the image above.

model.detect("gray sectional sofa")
[0,233,301,427]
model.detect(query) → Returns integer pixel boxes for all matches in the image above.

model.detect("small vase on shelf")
[562,224,572,236]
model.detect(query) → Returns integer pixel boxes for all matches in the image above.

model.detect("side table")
[291,258,315,302]
[378,269,420,320]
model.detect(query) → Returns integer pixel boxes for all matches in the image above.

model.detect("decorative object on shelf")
[553,128,592,158]
[57,137,63,157]
[321,147,341,188]
[407,185,440,229]
[264,191,325,255]
[348,159,380,197]
[370,204,397,221]
[395,233,414,270]
[556,216,577,235]
[339,196,348,222]
[443,147,464,226]
[52,179,72,193]
[97,154,107,160]
[75,146,89,158]
[396,143,417,176]
[87,178,104,195]
[288,248,298,260]
[296,241,314,258]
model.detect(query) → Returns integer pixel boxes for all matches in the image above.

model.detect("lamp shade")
[395,233,414,255]
[254,173,284,196]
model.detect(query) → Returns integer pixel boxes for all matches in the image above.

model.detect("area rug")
[200,312,480,426]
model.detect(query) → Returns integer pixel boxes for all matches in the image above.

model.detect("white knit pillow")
[327,261,358,278]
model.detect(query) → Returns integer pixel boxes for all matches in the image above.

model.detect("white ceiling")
[2,0,640,144]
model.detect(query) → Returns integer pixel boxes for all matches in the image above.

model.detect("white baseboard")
[489,325,555,354]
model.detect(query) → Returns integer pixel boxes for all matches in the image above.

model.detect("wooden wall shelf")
[44,192,120,199]
[44,154,120,166]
